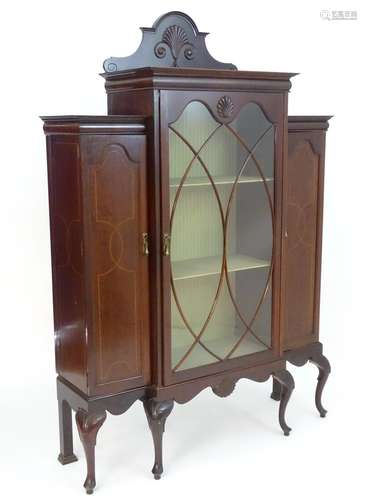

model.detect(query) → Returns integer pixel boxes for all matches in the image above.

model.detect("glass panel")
[169,100,274,371]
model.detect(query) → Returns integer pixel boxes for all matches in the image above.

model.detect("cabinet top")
[101,66,298,93]
[40,115,147,135]
[288,116,333,131]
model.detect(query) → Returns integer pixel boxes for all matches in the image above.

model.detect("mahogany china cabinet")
[42,11,332,494]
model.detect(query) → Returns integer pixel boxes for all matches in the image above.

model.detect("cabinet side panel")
[283,131,325,349]
[107,89,154,116]
[82,135,150,396]
[46,135,87,391]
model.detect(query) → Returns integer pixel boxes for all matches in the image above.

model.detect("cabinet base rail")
[56,343,330,493]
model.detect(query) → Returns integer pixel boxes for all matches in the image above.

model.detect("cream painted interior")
[169,101,274,371]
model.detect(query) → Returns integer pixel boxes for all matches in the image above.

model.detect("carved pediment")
[103,11,237,72]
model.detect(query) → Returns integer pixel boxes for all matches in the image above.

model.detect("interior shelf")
[171,327,269,370]
[170,175,274,188]
[172,254,269,281]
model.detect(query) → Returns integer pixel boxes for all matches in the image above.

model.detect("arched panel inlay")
[91,143,143,384]
[284,138,320,346]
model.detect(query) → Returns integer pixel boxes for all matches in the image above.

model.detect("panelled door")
[160,91,286,385]
[283,129,326,350]
[82,134,151,396]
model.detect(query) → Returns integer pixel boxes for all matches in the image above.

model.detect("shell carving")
[162,25,189,58]
[212,378,237,398]
[154,24,194,66]
[217,96,234,119]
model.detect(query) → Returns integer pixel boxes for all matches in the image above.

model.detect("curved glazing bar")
[168,101,275,372]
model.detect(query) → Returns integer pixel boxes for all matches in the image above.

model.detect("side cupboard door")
[160,90,286,385]
[82,134,151,396]
[282,125,327,350]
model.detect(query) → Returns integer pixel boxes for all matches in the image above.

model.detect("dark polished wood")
[143,361,293,475]
[272,369,295,436]
[283,116,331,350]
[103,11,236,72]
[159,90,286,386]
[102,66,297,94]
[58,399,78,465]
[102,92,164,391]
[284,342,331,417]
[57,377,146,417]
[143,399,174,480]
[45,132,87,392]
[82,133,150,395]
[288,116,332,131]
[311,354,331,418]
[76,410,107,494]
[57,377,145,491]
[154,361,285,404]
[41,115,146,133]
[212,378,237,398]
[42,11,332,492]
[270,378,282,402]
[43,117,151,397]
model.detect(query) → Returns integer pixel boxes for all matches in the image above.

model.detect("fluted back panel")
[168,101,274,371]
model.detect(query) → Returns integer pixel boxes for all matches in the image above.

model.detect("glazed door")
[160,91,285,384]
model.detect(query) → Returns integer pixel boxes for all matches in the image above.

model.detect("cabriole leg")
[58,399,78,465]
[75,410,107,494]
[270,378,282,401]
[143,399,174,480]
[272,369,295,436]
[309,353,331,417]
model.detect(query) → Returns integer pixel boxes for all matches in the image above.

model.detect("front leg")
[309,353,331,417]
[272,369,295,436]
[143,399,174,480]
[285,344,331,418]
[75,410,107,494]
[270,378,282,401]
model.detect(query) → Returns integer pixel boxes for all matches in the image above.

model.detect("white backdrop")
[0,1,366,498]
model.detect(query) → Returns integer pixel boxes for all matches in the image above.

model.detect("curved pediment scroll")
[103,11,237,72]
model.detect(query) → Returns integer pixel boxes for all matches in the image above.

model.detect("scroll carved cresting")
[103,11,237,71]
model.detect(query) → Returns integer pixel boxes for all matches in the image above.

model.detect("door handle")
[162,234,171,256]
[142,233,149,255]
